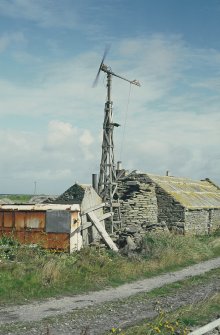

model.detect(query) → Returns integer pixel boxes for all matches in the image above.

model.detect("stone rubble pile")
[110,173,169,252]
[117,173,168,230]
[52,184,86,204]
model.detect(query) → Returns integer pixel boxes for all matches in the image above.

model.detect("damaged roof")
[146,174,220,209]
[53,183,92,204]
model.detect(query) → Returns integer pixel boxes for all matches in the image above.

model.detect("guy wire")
[119,83,132,160]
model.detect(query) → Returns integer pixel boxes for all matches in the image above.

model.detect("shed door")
[46,211,70,233]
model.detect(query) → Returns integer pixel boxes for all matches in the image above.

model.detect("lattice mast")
[93,51,140,227]
[98,68,116,202]
[97,67,140,205]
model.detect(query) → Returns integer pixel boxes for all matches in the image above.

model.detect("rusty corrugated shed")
[0,203,81,252]
[146,174,220,209]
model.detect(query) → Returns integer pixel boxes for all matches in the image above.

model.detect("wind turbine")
[93,47,140,230]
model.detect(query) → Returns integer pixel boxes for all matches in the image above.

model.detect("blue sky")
[0,0,220,194]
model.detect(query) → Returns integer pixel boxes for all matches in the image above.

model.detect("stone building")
[118,171,220,234]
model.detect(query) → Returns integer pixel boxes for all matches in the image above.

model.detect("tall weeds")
[0,232,219,304]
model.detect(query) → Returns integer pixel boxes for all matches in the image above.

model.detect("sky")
[0,0,220,194]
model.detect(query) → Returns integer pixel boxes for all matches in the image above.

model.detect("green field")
[0,194,34,203]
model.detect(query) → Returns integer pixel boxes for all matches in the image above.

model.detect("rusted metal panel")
[46,233,69,251]
[46,211,70,233]
[0,229,25,243]
[0,208,75,252]
[0,211,45,230]
[0,229,69,251]
[14,212,25,230]
[24,231,47,245]
[3,212,13,228]
[14,231,25,243]
[0,212,3,227]
[26,212,45,229]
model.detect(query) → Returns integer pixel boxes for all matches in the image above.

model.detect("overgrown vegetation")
[0,231,220,305]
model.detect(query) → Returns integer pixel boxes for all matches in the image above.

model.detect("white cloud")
[0,121,97,193]
[0,34,220,192]
[45,120,78,149]
[118,109,220,183]
[0,0,78,29]
[79,129,95,160]
[80,129,94,146]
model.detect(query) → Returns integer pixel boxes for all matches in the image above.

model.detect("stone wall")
[118,172,220,236]
[117,173,160,232]
[184,209,209,235]
[209,209,220,232]
[118,173,186,233]
[151,185,185,233]
[184,209,220,235]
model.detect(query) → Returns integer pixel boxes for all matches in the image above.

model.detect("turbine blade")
[92,68,101,87]
[92,44,111,87]
[101,44,110,64]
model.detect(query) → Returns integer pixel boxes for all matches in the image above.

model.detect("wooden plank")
[81,203,105,216]
[81,221,92,230]
[105,202,120,208]
[189,318,220,335]
[87,211,118,252]
[70,212,82,252]
[99,212,113,221]
[81,212,112,231]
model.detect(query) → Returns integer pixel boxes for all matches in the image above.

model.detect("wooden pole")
[189,318,220,335]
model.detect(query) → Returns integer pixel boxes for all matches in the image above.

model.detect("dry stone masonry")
[116,171,220,237]
[117,173,159,232]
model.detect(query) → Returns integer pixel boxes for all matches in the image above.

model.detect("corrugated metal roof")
[146,174,220,209]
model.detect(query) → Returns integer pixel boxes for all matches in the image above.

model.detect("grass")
[0,231,220,305]
[0,268,219,335]
[177,293,220,326]
[145,267,220,298]
[110,293,220,335]
[105,268,220,334]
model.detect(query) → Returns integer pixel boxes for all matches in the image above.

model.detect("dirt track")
[0,257,220,334]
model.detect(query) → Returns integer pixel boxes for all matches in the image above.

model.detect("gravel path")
[0,257,220,334]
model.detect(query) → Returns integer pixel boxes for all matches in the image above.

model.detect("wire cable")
[119,83,132,161]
